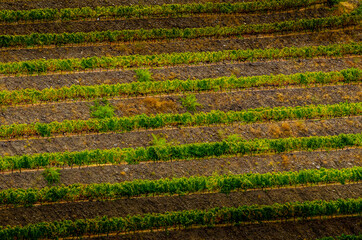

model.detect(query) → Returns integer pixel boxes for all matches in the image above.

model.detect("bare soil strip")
[1,56,360,91]
[0,183,360,227]
[0,115,360,156]
[0,7,330,35]
[0,146,360,189]
[1,28,359,63]
[1,84,360,125]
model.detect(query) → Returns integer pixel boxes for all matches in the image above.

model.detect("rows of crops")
[0,42,360,75]
[1,68,360,105]
[0,0,360,238]
[2,11,360,48]
[1,167,360,206]
[0,0,328,23]
[1,133,360,171]
[1,102,360,138]
[0,199,360,239]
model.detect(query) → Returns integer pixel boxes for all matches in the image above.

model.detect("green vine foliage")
[90,99,115,119]
[0,167,360,206]
[180,94,203,112]
[0,101,360,139]
[0,68,359,106]
[0,133,360,171]
[0,0,326,23]
[42,167,61,185]
[0,43,360,75]
[0,198,360,239]
[0,11,360,48]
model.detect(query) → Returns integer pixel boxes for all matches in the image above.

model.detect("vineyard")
[0,0,361,239]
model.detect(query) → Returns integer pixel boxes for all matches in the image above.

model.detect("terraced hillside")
[0,0,361,239]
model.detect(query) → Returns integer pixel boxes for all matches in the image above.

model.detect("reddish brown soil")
[1,28,360,63]
[1,84,361,125]
[1,57,360,91]
[0,7,331,35]
[98,216,362,240]
[0,183,360,227]
[0,148,360,189]
[0,0,260,11]
[0,115,360,156]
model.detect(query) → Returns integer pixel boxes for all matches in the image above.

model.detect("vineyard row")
[0,42,360,75]
[1,133,360,171]
[1,102,360,139]
[0,167,360,206]
[1,68,360,106]
[0,0,327,23]
[1,11,360,48]
[0,198,360,239]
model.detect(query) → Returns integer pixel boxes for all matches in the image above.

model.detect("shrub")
[180,94,203,112]
[90,99,115,119]
[135,69,152,82]
[42,167,60,185]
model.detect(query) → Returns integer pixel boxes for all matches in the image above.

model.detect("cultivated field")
[0,0,361,239]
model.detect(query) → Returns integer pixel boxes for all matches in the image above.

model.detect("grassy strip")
[0,0,326,23]
[0,42,360,75]
[0,68,360,106]
[0,198,360,239]
[1,11,360,48]
[1,101,360,139]
[0,167,360,206]
[1,133,361,171]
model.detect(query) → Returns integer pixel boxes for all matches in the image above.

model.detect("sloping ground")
[0,0,360,239]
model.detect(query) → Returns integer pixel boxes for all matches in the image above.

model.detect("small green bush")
[151,134,168,147]
[90,99,115,119]
[180,94,202,112]
[135,69,153,82]
[42,167,60,185]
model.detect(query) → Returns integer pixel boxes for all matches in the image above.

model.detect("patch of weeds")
[150,133,179,147]
[42,167,60,185]
[225,134,244,143]
[150,133,168,147]
[90,99,115,119]
[180,94,203,112]
[135,68,153,82]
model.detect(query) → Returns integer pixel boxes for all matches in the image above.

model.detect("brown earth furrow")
[0,147,360,189]
[0,115,360,156]
[1,28,360,63]
[1,84,361,125]
[0,183,360,227]
[0,7,331,35]
[0,56,360,91]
